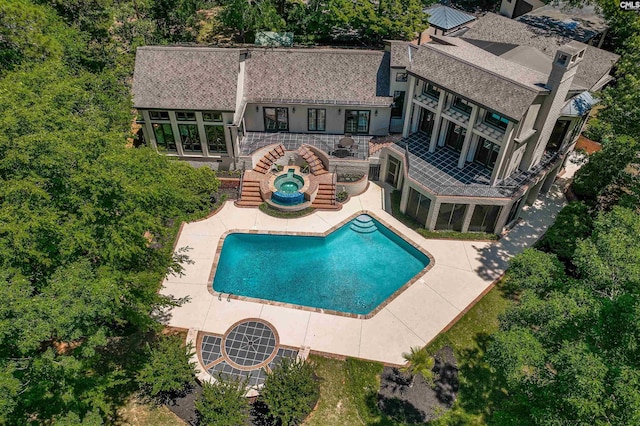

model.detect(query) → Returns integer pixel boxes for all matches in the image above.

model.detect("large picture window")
[406,188,431,226]
[308,109,326,131]
[435,203,467,231]
[203,111,223,122]
[391,91,405,118]
[152,123,176,152]
[474,137,500,169]
[178,124,202,153]
[264,107,288,131]
[468,205,502,233]
[205,126,227,153]
[345,110,370,134]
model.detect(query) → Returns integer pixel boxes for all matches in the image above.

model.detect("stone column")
[458,105,479,168]
[429,92,446,152]
[169,111,185,156]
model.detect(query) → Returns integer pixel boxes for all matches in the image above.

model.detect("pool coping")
[206,210,436,320]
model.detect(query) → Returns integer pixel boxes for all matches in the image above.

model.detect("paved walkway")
[161,176,571,365]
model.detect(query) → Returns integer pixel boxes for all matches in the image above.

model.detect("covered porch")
[239,131,371,161]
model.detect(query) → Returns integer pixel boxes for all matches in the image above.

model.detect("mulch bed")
[377,346,459,424]
[166,384,202,425]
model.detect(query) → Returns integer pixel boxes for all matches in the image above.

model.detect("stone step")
[314,194,335,200]
[240,195,262,202]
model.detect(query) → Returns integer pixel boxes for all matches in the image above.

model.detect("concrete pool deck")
[161,177,571,365]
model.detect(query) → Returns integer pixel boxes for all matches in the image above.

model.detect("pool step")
[350,215,377,234]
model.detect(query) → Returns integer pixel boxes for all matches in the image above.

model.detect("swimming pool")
[212,214,431,316]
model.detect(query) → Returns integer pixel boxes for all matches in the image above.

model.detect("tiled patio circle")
[224,320,277,368]
[198,319,299,389]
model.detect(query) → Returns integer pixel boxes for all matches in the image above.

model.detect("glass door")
[386,157,401,187]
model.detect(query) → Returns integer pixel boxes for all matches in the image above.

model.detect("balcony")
[390,132,564,198]
[240,132,370,160]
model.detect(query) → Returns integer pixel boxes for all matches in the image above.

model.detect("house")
[132,18,618,233]
[500,0,609,48]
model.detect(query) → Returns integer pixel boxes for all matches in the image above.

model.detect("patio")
[240,131,370,160]
[160,177,569,366]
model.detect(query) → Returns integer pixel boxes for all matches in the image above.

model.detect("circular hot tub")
[272,169,306,205]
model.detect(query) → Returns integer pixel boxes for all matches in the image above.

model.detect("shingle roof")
[518,2,608,43]
[244,48,392,106]
[423,5,476,31]
[408,37,547,121]
[389,41,417,68]
[133,47,240,111]
[462,13,619,91]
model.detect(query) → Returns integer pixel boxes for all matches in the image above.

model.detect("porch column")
[141,110,157,151]
[429,92,446,152]
[402,75,417,137]
[490,122,515,185]
[168,111,185,156]
[458,105,479,168]
[195,112,210,157]
[461,203,476,233]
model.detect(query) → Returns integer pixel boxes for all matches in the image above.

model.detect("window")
[422,83,440,100]
[435,203,467,231]
[469,205,501,233]
[444,121,466,152]
[152,123,176,152]
[308,109,326,131]
[419,109,435,135]
[406,188,431,226]
[396,72,408,82]
[452,97,472,115]
[484,111,510,131]
[264,107,288,131]
[203,111,223,122]
[474,137,500,169]
[178,124,201,153]
[345,110,370,134]
[391,91,405,118]
[175,111,196,121]
[149,110,170,120]
[205,126,227,153]
[547,120,571,152]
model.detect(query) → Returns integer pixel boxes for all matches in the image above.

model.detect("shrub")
[196,376,249,426]
[401,346,436,387]
[137,335,196,402]
[260,357,319,425]
[537,201,593,262]
[336,190,348,202]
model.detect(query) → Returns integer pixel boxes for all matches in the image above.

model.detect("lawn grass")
[307,281,513,425]
[390,190,498,241]
[115,398,184,425]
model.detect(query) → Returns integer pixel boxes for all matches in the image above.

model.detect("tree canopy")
[0,0,219,422]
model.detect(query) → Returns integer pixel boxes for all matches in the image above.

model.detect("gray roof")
[518,2,608,43]
[389,41,417,68]
[244,48,392,106]
[133,46,240,111]
[423,5,476,31]
[408,36,547,121]
[462,13,619,91]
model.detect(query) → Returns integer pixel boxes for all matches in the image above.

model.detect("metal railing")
[332,165,338,206]
[237,161,245,201]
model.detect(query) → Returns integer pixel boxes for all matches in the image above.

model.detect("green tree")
[572,135,638,203]
[196,376,250,426]
[138,335,196,401]
[218,0,284,42]
[260,357,319,426]
[504,248,566,295]
[536,201,593,262]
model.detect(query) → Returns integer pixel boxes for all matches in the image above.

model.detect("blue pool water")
[212,215,430,315]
